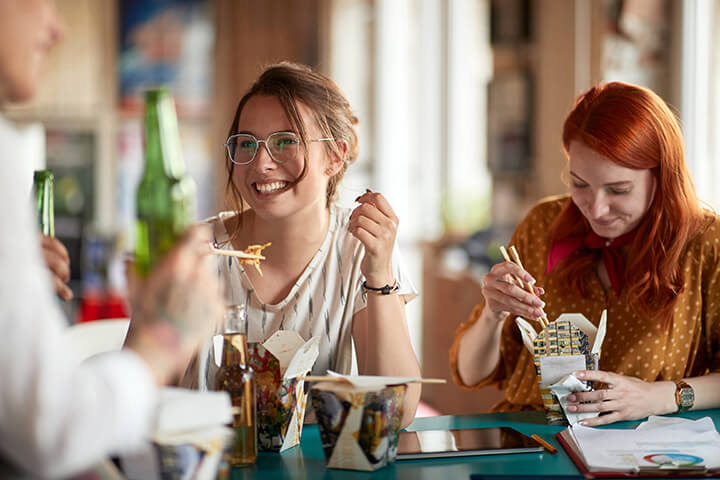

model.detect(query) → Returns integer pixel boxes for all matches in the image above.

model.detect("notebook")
[556,416,720,478]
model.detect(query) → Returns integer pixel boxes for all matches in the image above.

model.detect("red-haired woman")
[450,82,720,426]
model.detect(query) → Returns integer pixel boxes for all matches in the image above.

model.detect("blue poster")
[119,0,213,115]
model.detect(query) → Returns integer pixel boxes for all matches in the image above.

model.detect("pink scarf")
[545,229,636,294]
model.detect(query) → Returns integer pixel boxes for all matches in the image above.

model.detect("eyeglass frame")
[225,131,335,166]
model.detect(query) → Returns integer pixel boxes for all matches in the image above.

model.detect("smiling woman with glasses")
[187,62,422,430]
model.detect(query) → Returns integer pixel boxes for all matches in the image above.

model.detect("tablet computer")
[397,427,544,460]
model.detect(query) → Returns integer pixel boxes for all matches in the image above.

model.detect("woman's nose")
[588,193,610,218]
[254,143,276,170]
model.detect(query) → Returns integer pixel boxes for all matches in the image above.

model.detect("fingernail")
[536,287,545,295]
[579,421,588,426]
[567,405,577,412]
[575,371,585,378]
[534,308,544,318]
[535,299,545,308]
[528,277,536,285]
[567,394,576,402]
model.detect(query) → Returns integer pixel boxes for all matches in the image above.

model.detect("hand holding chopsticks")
[479,244,546,325]
[499,245,549,327]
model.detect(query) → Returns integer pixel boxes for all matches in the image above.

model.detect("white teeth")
[256,181,287,193]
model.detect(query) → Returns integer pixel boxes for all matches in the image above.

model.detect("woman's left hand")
[349,189,398,287]
[566,370,677,426]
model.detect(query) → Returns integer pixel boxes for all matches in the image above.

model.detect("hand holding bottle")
[125,225,224,386]
[39,234,72,301]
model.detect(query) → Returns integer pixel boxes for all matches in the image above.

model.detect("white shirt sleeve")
[0,122,157,478]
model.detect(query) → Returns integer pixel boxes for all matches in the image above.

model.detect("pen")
[531,434,557,454]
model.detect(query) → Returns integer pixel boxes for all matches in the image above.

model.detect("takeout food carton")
[516,310,607,425]
[246,330,320,452]
[120,388,235,480]
[310,374,409,471]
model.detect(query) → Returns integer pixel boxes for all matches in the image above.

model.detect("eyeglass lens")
[227,132,300,165]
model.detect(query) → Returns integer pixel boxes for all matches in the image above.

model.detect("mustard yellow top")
[449,195,720,412]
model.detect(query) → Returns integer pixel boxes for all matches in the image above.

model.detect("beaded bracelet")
[362,280,400,295]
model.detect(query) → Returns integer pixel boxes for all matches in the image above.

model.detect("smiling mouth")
[254,181,289,194]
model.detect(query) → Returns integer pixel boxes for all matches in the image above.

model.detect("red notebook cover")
[556,429,720,478]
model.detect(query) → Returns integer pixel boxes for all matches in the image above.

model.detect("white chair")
[62,318,130,365]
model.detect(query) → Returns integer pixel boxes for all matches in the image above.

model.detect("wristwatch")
[674,380,694,413]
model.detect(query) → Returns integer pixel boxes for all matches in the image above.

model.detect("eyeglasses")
[225,131,333,166]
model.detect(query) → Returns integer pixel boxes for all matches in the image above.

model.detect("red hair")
[549,82,707,327]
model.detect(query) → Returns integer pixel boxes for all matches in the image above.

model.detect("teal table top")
[230,409,720,479]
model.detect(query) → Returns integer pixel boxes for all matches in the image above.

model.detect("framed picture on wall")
[118,0,214,116]
[487,71,533,174]
[490,0,532,45]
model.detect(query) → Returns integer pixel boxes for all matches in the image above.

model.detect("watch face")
[680,389,694,406]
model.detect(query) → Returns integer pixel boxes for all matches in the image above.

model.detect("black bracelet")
[362,280,399,295]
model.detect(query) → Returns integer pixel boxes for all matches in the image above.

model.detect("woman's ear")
[325,139,348,176]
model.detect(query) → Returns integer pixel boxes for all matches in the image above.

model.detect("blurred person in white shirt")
[0,0,223,477]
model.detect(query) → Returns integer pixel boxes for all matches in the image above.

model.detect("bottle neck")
[222,333,249,367]
[33,170,54,237]
[143,90,186,180]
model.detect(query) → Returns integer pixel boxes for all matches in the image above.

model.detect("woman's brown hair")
[549,81,707,328]
[225,62,359,215]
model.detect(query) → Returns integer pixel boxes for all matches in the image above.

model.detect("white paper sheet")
[549,373,598,425]
[571,416,720,471]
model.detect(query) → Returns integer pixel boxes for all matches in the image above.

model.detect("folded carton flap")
[591,309,607,355]
[283,336,320,379]
[152,425,235,449]
[515,317,537,353]
[154,388,233,436]
[326,370,422,389]
[555,313,597,345]
[263,330,307,369]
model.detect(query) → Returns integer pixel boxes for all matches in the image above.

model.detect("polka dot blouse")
[449,195,720,412]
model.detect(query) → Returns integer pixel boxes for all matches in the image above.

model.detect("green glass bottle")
[33,169,54,237]
[135,87,197,276]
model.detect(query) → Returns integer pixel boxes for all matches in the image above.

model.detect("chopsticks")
[499,245,549,328]
[300,376,447,384]
[210,244,265,260]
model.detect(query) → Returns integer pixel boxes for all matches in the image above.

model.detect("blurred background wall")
[3,0,719,415]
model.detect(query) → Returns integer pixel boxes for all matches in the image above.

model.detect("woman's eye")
[571,182,588,189]
[277,136,299,146]
[608,188,630,195]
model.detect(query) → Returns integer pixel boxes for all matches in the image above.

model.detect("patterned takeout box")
[311,378,407,471]
[516,310,607,425]
[247,330,320,452]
